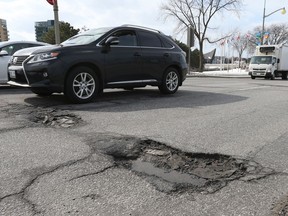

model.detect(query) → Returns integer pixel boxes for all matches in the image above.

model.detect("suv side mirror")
[105,36,119,46]
[0,50,9,56]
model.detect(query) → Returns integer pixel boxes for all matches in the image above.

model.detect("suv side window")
[112,30,137,47]
[162,38,174,49]
[138,31,162,48]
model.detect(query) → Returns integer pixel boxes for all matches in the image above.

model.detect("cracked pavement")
[2,78,288,215]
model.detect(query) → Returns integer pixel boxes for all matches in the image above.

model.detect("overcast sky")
[1,0,287,52]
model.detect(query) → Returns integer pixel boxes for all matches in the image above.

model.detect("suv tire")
[159,67,180,94]
[65,66,98,103]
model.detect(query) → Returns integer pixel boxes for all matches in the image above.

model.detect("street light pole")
[261,0,266,45]
[261,0,286,45]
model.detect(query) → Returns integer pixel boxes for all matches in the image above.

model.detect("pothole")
[3,104,83,128]
[29,108,82,128]
[98,137,276,194]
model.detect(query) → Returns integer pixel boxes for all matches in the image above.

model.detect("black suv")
[8,25,188,103]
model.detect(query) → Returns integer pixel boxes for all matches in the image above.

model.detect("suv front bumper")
[8,60,65,93]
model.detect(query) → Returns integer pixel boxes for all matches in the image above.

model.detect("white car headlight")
[27,52,60,64]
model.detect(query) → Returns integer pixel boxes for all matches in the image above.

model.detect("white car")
[0,41,48,84]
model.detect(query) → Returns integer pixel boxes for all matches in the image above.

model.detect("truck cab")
[249,55,277,79]
[248,44,288,80]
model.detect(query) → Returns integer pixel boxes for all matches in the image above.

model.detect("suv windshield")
[250,56,272,64]
[62,27,113,45]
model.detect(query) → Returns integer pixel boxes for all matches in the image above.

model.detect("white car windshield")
[62,27,113,45]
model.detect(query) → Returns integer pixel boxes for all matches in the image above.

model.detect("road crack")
[0,156,90,214]
[69,165,116,182]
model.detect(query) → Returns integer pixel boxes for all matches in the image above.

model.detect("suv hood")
[13,45,58,56]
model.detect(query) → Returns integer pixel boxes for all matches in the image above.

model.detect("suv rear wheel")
[159,67,180,94]
[65,66,98,103]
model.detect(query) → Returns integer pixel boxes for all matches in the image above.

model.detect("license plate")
[9,70,16,78]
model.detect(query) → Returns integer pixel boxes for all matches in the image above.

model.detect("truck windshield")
[250,56,272,64]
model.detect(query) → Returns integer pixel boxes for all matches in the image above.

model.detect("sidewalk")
[189,68,250,78]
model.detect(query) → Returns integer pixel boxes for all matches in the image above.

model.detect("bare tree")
[161,0,243,71]
[267,24,288,44]
[229,34,249,68]
[247,23,288,54]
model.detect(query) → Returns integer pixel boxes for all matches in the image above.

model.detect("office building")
[35,20,54,41]
[0,18,9,41]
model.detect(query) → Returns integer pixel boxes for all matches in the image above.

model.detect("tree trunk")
[238,53,242,68]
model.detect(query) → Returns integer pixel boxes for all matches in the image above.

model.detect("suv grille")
[11,56,29,66]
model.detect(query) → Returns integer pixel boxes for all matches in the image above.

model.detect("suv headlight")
[27,52,60,64]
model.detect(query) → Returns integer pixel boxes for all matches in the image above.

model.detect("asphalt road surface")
[1,77,288,216]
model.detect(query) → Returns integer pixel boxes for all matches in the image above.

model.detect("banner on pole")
[46,0,57,5]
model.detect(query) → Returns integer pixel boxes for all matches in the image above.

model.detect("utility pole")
[46,0,60,44]
[187,26,194,74]
[53,0,60,44]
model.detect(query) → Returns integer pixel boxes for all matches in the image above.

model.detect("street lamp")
[262,0,286,45]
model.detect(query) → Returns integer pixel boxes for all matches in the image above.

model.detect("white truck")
[248,44,288,80]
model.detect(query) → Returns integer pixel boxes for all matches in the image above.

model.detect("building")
[35,20,54,42]
[0,18,9,42]
[203,49,216,64]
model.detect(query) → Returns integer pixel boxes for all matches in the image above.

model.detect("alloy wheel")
[73,72,96,99]
[166,71,179,91]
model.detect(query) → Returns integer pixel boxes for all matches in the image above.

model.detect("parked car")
[8,25,188,103]
[0,41,48,84]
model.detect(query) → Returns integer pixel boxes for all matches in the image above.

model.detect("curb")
[188,72,250,78]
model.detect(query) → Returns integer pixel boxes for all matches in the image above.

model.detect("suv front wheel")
[65,66,99,103]
[159,67,180,94]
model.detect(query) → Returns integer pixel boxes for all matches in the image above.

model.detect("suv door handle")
[164,53,169,57]
[134,52,141,57]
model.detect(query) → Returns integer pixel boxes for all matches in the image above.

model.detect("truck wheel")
[251,76,255,79]
[65,66,98,103]
[270,73,275,80]
[282,73,287,80]
[158,67,180,94]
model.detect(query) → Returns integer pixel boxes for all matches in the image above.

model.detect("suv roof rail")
[121,24,164,34]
